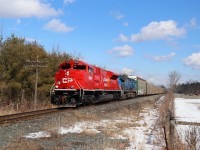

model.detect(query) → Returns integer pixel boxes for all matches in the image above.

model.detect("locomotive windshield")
[60,63,71,69]
[73,65,86,70]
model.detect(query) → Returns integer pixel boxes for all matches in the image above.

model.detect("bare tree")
[168,71,181,92]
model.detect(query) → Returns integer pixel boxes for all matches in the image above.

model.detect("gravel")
[0,95,160,150]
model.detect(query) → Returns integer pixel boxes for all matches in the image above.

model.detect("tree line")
[176,81,200,95]
[0,34,72,106]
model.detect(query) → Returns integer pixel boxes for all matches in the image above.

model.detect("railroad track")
[0,108,60,126]
[0,95,162,126]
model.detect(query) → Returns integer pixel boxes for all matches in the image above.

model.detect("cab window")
[73,65,86,70]
[60,63,71,69]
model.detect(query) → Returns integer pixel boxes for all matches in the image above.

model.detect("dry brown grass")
[0,103,17,116]
[73,111,100,122]
[115,122,134,129]
[0,100,55,116]
[172,126,200,150]
[152,91,174,149]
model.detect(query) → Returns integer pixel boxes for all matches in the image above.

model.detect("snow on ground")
[23,131,51,139]
[23,97,166,149]
[21,96,200,149]
[175,98,200,149]
[57,108,159,150]
[175,98,200,123]
[23,107,159,149]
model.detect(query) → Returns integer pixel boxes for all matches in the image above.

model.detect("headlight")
[57,81,61,85]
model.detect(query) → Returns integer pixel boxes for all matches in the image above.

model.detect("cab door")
[87,66,94,89]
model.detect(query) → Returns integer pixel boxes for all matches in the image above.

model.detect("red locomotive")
[51,59,121,107]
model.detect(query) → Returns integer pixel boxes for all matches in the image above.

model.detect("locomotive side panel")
[119,76,137,99]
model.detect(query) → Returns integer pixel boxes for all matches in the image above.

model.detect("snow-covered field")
[175,98,200,123]
[175,98,200,149]
[23,96,200,149]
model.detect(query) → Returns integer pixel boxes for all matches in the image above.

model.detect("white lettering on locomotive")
[88,76,93,80]
[62,78,73,83]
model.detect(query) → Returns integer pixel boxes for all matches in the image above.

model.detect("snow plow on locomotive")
[50,59,165,107]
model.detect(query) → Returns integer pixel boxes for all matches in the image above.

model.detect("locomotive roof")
[61,59,119,76]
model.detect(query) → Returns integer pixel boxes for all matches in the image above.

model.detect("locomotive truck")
[50,59,164,107]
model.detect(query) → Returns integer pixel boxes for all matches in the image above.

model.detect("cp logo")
[62,78,73,83]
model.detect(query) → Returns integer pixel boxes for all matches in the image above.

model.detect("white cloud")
[121,68,134,75]
[44,19,75,33]
[116,33,129,42]
[123,22,129,27]
[64,0,76,5]
[146,52,176,62]
[189,17,197,27]
[0,0,61,18]
[183,52,200,70]
[108,44,133,57]
[110,11,125,20]
[131,20,186,42]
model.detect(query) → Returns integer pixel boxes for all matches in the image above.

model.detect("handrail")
[50,83,55,95]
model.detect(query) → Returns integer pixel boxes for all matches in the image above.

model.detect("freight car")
[128,76,147,96]
[51,59,164,107]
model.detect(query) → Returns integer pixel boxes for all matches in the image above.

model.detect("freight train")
[50,59,164,107]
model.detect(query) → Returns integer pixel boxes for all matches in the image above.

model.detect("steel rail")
[0,108,59,126]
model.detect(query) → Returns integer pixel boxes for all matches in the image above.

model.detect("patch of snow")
[58,125,83,134]
[58,121,104,135]
[175,98,200,123]
[110,134,127,140]
[24,131,51,139]
[156,96,165,106]
[175,98,200,149]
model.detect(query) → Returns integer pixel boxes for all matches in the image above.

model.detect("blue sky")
[1,0,200,86]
